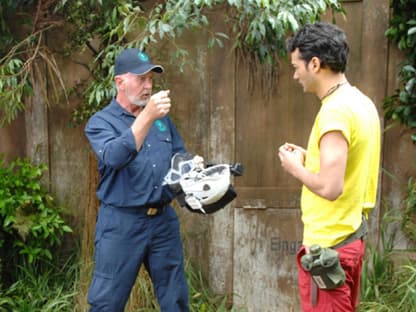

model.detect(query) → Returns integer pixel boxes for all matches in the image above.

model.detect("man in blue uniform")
[85,48,193,311]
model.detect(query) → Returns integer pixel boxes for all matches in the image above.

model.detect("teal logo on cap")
[155,120,167,132]
[138,52,149,62]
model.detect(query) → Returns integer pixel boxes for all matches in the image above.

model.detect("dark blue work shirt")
[85,98,187,208]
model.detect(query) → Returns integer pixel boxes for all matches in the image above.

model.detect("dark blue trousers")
[88,204,189,312]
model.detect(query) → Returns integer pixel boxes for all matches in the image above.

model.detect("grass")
[123,259,245,312]
[3,204,415,312]
[359,204,416,312]
[1,246,414,312]
[0,248,245,312]
[359,261,416,311]
[0,253,79,312]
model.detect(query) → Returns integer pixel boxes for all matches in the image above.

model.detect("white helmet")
[180,164,231,213]
[163,153,242,214]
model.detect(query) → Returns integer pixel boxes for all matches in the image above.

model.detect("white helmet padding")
[180,165,230,205]
[163,152,195,192]
[164,153,240,214]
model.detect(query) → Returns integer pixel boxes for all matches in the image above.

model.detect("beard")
[126,90,149,107]
[129,96,148,107]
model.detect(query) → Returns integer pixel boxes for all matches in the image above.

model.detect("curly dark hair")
[286,22,349,73]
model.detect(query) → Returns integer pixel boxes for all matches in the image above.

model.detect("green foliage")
[0,50,33,125]
[0,1,26,53]
[125,260,245,311]
[360,206,395,304]
[0,0,343,125]
[0,155,72,272]
[360,258,416,311]
[186,260,245,312]
[55,0,150,125]
[383,0,416,143]
[0,1,69,126]
[0,251,80,312]
[360,205,416,311]
[70,0,343,124]
[401,177,416,243]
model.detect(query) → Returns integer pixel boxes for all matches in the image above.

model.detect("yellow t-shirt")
[301,85,381,247]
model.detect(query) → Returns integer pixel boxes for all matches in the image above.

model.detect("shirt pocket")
[155,131,173,162]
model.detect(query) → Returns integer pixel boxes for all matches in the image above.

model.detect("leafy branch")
[0,0,344,126]
[71,0,344,124]
[0,0,67,125]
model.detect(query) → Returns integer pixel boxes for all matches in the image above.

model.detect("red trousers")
[296,239,365,312]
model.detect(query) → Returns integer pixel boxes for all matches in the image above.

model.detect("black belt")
[144,206,165,216]
[139,203,168,216]
[107,203,168,216]
[331,215,368,249]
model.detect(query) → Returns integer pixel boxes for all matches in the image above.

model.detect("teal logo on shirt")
[155,120,167,132]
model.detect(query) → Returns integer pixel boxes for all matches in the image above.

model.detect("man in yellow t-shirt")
[278,22,381,312]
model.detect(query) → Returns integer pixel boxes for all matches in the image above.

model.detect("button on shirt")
[85,99,187,208]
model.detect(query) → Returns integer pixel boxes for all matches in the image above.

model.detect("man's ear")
[114,75,124,90]
[310,56,321,72]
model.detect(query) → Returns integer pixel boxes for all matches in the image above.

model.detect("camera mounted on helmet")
[163,153,243,214]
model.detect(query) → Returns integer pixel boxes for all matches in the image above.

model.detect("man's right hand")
[145,90,171,119]
[131,90,171,150]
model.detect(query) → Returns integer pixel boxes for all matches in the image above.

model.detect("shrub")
[0,155,72,285]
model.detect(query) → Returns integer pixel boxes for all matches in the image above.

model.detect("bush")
[0,155,72,286]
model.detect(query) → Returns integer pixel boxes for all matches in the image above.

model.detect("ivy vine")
[384,0,416,144]
[0,0,343,126]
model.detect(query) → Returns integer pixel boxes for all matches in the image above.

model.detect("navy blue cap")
[114,48,164,76]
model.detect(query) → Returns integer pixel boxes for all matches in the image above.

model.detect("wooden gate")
[167,1,390,311]
[230,1,390,310]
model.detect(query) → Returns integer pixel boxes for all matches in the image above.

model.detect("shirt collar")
[109,98,135,117]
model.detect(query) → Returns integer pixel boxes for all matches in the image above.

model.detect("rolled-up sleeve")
[85,114,137,170]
